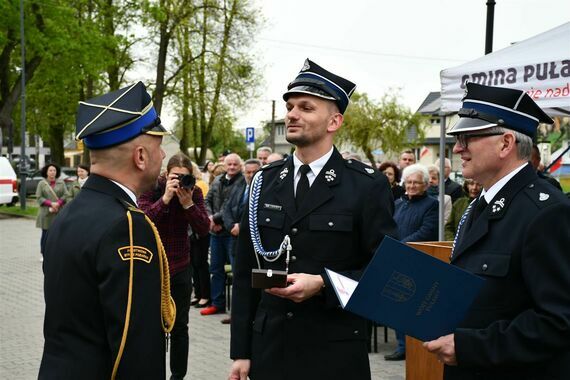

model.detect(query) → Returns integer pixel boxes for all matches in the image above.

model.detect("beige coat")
[35,179,69,230]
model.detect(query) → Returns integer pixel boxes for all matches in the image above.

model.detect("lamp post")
[485,0,496,54]
[19,0,27,210]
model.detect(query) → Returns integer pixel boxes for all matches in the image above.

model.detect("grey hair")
[402,164,429,184]
[485,126,532,160]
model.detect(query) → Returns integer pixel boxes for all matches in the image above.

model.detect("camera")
[176,174,196,189]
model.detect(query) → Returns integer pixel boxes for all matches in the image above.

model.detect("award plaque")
[251,268,288,289]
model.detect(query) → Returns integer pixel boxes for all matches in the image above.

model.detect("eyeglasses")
[404,180,425,186]
[455,132,504,149]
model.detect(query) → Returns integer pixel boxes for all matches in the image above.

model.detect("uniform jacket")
[39,174,166,380]
[446,164,570,380]
[35,178,69,230]
[230,149,398,380]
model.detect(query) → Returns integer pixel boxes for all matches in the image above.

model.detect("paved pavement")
[0,215,404,379]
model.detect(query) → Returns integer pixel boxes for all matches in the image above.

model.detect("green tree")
[337,92,427,167]
[170,0,262,164]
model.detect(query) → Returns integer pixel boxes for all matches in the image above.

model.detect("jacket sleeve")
[230,201,261,359]
[95,211,165,378]
[138,188,168,223]
[454,202,570,368]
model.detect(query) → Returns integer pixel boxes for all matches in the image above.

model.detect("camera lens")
[178,174,196,189]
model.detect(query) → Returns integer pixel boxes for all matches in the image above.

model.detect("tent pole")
[438,114,447,241]
[485,0,496,54]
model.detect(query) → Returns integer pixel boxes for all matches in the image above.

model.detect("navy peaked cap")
[75,81,168,149]
[447,82,553,138]
[283,58,356,114]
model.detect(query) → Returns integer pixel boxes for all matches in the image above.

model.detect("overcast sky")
[232,0,569,131]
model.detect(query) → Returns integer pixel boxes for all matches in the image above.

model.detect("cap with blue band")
[76,81,169,149]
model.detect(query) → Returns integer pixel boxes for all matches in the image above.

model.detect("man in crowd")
[201,153,244,316]
[424,82,570,379]
[40,82,174,379]
[435,157,464,202]
[266,152,284,164]
[256,146,273,166]
[398,149,416,169]
[229,58,397,380]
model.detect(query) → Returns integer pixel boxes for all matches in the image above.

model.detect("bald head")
[224,153,242,178]
[90,134,165,196]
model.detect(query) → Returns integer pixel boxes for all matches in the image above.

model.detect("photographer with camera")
[139,152,210,380]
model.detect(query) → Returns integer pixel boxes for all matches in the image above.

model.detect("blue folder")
[326,236,484,341]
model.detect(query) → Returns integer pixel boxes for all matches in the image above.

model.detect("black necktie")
[295,164,311,209]
[465,197,488,233]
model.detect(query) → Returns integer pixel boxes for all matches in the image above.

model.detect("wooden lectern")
[405,241,453,380]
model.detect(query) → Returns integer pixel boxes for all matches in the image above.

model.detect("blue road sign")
[246,127,255,143]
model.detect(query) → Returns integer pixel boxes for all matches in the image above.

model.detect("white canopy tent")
[440,22,570,113]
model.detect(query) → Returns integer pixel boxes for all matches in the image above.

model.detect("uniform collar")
[481,162,528,204]
[110,179,138,206]
[292,146,334,184]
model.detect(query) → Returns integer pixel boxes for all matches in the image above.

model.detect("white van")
[0,157,19,206]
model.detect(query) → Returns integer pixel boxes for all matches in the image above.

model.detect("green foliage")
[337,92,427,166]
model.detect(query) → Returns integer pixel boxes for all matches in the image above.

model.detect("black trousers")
[170,267,191,379]
[189,234,210,300]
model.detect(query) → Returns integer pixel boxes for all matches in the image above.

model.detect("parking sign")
[245,127,255,143]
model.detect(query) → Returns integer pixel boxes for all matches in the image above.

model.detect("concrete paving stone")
[1,215,405,379]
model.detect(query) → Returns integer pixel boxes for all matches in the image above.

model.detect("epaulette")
[117,198,144,213]
[523,180,564,209]
[344,158,378,178]
[261,157,287,171]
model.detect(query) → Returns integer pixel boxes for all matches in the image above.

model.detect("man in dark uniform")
[424,83,570,379]
[228,59,398,380]
[39,82,175,380]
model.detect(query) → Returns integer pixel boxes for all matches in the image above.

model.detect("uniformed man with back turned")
[424,82,570,380]
[39,82,175,380]
[228,59,398,380]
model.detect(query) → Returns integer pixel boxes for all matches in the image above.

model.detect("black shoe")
[195,300,211,308]
[221,317,231,324]
[190,298,199,306]
[384,351,406,361]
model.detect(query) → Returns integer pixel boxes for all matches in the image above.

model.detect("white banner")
[441,22,570,113]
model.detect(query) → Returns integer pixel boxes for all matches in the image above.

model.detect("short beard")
[286,133,311,148]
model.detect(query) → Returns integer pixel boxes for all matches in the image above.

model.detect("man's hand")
[266,273,324,302]
[230,223,240,236]
[423,334,457,366]
[228,359,250,380]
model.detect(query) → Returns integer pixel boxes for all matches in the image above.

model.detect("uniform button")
[482,263,488,271]
[328,221,334,227]
[347,160,353,164]
[528,183,535,188]
[265,218,271,223]
[291,227,298,235]
[286,312,294,319]
[291,255,297,262]
[353,330,359,335]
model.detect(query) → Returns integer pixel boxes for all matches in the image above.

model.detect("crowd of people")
[37,61,569,380]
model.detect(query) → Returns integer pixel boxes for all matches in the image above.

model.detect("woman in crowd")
[69,164,90,199]
[36,163,69,258]
[445,178,482,241]
[426,164,452,225]
[201,160,215,184]
[209,162,226,186]
[139,153,210,380]
[189,162,212,308]
[378,161,405,200]
[385,163,438,362]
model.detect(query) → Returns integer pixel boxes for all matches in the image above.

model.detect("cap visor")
[283,85,336,101]
[447,118,497,135]
[144,124,170,136]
